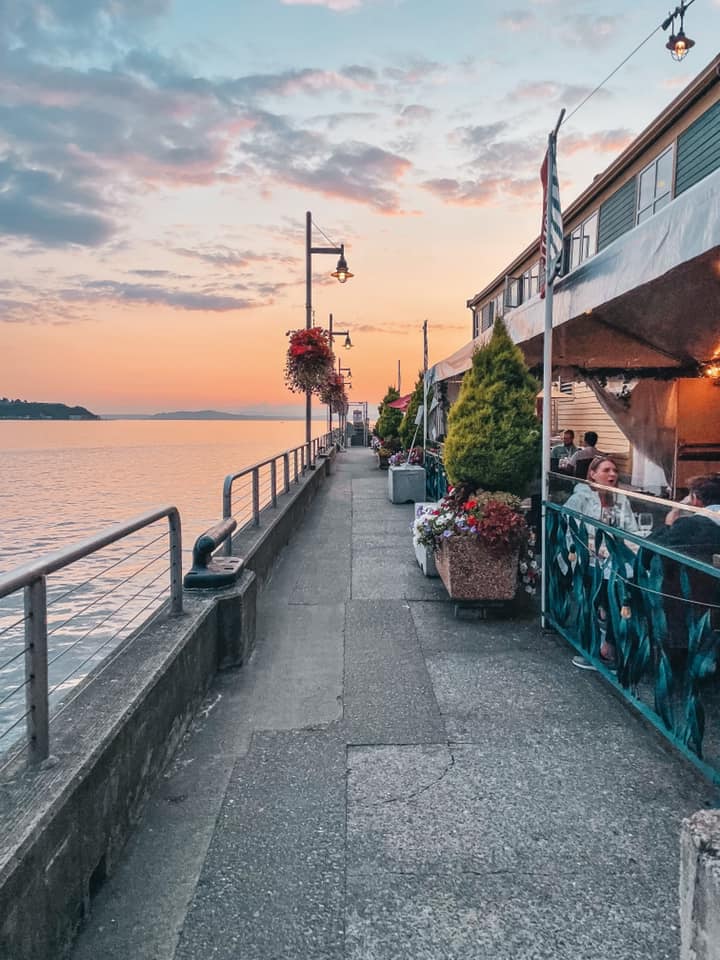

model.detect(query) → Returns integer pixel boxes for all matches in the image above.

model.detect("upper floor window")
[480,301,494,332]
[637,146,673,224]
[568,211,598,271]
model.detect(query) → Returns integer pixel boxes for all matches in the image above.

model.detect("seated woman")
[563,456,638,671]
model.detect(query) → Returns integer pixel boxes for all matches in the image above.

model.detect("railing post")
[222,476,233,555]
[24,577,49,764]
[271,460,278,508]
[252,469,260,525]
[168,510,183,614]
[284,453,290,493]
[294,448,299,483]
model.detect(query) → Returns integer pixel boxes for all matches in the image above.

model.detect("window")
[568,212,599,271]
[504,276,522,309]
[637,146,673,224]
[495,293,504,321]
[472,310,479,339]
[480,301,494,332]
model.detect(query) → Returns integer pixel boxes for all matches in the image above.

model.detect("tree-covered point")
[0,399,99,420]
[443,320,540,496]
[374,385,403,441]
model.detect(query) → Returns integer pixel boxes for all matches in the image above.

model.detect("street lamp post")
[305,211,354,468]
[327,312,353,441]
[336,357,352,448]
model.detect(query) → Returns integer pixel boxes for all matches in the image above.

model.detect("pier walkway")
[71,447,717,960]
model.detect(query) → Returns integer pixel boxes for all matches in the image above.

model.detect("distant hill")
[0,399,99,420]
[149,410,291,421]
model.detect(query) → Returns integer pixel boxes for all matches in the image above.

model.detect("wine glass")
[637,512,653,538]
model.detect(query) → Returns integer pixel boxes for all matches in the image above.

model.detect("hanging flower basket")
[285,327,334,394]
[318,372,349,413]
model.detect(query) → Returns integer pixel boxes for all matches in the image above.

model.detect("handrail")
[222,429,340,555]
[0,505,182,766]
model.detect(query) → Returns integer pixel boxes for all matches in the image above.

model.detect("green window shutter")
[676,100,720,196]
[597,177,637,251]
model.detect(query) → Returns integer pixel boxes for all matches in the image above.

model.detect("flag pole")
[422,319,428,456]
[540,108,565,630]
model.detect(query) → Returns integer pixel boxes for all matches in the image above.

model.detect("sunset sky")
[1,0,718,415]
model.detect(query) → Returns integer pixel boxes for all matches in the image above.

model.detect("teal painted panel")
[598,178,636,251]
[676,100,720,196]
[544,500,720,780]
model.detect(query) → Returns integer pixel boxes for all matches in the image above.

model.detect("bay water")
[0,418,325,750]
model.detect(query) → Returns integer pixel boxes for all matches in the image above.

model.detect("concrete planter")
[376,453,390,470]
[388,464,426,504]
[413,502,439,577]
[435,538,518,600]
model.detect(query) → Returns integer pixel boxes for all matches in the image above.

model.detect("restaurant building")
[429,53,720,494]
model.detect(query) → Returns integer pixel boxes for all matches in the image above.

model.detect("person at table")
[567,431,603,479]
[551,429,579,473]
[563,455,638,671]
[651,474,720,560]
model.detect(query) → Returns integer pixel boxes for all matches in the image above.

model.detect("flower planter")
[413,503,439,577]
[376,454,390,470]
[435,538,518,601]
[388,464,426,504]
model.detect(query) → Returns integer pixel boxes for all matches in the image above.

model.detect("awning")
[387,394,412,411]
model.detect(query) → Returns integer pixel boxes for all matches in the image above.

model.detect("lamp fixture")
[662,0,696,61]
[700,358,720,384]
[331,250,354,284]
[343,333,353,349]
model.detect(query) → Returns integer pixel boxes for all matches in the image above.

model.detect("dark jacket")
[651,515,720,563]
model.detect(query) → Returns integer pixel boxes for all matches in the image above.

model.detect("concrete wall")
[680,809,720,960]
[0,460,329,960]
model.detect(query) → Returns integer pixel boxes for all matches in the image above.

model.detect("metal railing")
[0,506,182,768]
[424,445,448,502]
[544,473,720,783]
[222,430,340,554]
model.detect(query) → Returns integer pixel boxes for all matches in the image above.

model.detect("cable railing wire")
[46,545,170,648]
[47,553,170,668]
[0,644,30,674]
[0,708,32,744]
[48,565,171,699]
[0,675,31,710]
[0,613,28,642]
[44,528,169,612]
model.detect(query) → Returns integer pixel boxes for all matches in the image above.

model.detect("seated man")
[652,474,720,560]
[567,431,602,479]
[550,429,578,473]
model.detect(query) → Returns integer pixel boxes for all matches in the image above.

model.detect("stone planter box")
[376,453,390,470]
[413,502,438,577]
[388,464,426,504]
[435,538,518,600]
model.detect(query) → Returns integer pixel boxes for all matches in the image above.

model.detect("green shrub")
[375,386,403,440]
[399,372,424,449]
[443,319,540,496]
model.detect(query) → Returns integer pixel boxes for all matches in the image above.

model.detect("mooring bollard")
[183,518,243,589]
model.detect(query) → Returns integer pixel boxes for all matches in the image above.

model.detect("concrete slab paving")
[68,447,719,960]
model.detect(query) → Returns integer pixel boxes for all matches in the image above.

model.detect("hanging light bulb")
[666,29,695,60]
[331,250,354,284]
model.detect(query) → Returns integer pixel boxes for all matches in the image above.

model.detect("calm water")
[0,419,325,751]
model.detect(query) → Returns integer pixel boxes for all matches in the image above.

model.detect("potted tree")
[431,319,540,600]
[374,386,404,469]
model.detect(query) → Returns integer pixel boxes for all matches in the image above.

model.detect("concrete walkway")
[71,447,718,960]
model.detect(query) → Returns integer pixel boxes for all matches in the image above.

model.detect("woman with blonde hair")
[563,456,638,671]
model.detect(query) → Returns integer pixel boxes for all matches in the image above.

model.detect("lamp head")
[331,249,354,284]
[344,333,353,349]
[666,29,695,60]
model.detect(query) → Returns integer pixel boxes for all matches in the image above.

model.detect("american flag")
[539,141,563,298]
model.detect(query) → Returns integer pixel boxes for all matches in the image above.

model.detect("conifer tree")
[374,386,403,440]
[399,372,424,449]
[443,319,540,495]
